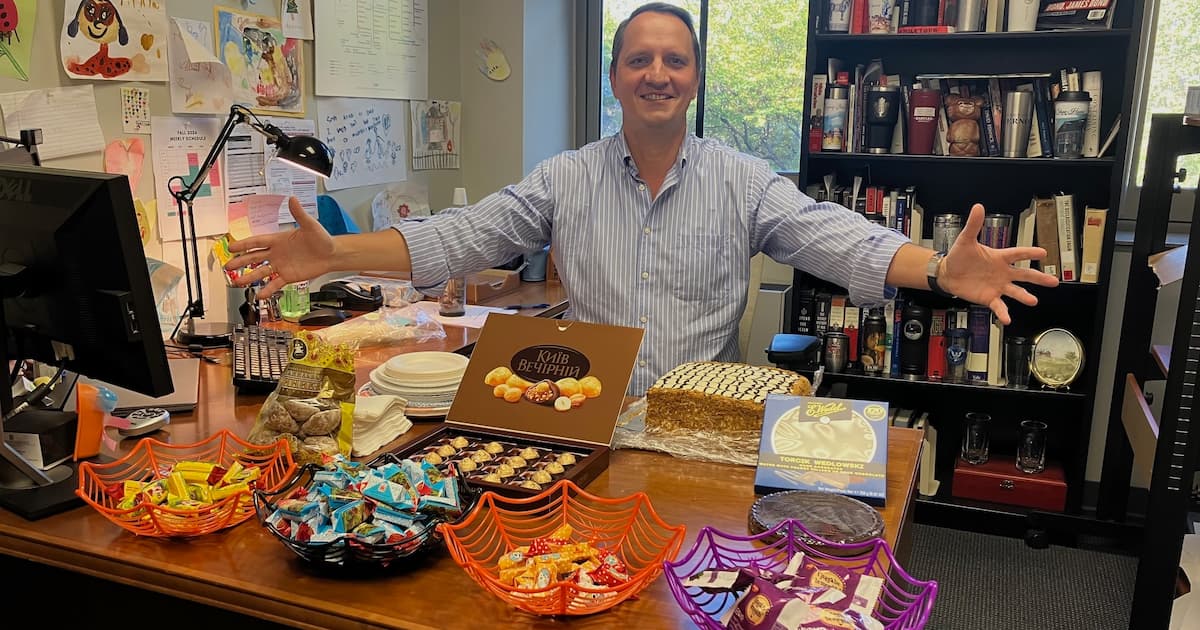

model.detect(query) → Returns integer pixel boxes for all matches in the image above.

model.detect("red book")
[851,0,868,33]
[897,25,958,33]
[926,309,947,381]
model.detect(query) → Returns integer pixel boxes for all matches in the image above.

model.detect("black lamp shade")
[273,134,334,178]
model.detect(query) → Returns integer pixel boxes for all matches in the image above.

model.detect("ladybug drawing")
[0,0,25,80]
[0,0,19,46]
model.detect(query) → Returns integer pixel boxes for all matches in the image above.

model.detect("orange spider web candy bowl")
[76,429,295,538]
[438,479,686,616]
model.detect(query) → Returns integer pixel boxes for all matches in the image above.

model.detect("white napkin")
[352,394,412,456]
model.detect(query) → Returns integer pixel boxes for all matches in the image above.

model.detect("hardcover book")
[755,394,890,506]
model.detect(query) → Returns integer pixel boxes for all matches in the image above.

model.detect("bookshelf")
[792,1,1150,537]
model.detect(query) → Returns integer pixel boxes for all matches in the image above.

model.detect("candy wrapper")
[248,331,356,465]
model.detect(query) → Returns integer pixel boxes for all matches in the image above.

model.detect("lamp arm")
[172,105,254,203]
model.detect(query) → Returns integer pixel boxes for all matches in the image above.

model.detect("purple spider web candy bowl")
[664,519,937,629]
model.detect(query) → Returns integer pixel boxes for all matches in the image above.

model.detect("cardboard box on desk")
[466,269,521,303]
[389,314,643,497]
[754,394,890,506]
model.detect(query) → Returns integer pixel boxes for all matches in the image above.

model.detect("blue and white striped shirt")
[395,133,909,394]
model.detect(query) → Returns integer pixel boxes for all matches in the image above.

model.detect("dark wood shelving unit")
[793,1,1150,538]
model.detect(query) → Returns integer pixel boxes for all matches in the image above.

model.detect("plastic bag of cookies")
[248,330,357,466]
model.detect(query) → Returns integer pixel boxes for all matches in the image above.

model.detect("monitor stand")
[0,460,81,520]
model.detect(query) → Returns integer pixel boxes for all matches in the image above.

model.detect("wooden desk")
[0,285,921,630]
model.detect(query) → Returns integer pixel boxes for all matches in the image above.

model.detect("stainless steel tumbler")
[1002,91,1035,158]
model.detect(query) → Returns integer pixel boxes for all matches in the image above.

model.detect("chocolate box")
[389,314,643,497]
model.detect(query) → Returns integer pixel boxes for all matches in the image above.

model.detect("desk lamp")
[170,105,333,347]
[0,128,42,165]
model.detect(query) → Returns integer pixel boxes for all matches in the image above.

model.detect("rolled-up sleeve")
[391,161,557,292]
[754,171,909,307]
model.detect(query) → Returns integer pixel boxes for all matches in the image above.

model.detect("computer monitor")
[0,164,172,519]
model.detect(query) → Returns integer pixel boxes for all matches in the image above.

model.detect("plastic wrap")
[314,285,446,348]
[611,398,760,467]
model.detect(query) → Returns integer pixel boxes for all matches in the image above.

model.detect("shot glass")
[960,412,991,465]
[1017,420,1048,474]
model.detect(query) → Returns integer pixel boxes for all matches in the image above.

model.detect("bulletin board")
[0,0,459,329]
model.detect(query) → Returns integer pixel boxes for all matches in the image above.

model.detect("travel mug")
[961,412,991,465]
[1005,336,1032,389]
[865,85,902,154]
[900,303,932,381]
[909,0,939,26]
[956,0,984,31]
[1016,420,1048,473]
[980,214,1013,249]
[867,0,893,33]
[945,328,970,383]
[823,85,850,152]
[1002,91,1035,158]
[907,89,941,155]
[933,213,964,253]
[827,0,852,32]
[1054,91,1092,159]
[1007,0,1040,32]
[824,331,850,373]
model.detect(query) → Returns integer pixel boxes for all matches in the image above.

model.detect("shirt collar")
[617,131,694,176]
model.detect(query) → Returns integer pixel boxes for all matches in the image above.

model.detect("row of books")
[828,0,1118,34]
[794,292,1009,385]
[804,176,921,235]
[803,173,1106,283]
[812,58,1114,158]
[1020,193,1106,283]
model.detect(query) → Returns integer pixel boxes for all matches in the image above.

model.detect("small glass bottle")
[279,280,310,322]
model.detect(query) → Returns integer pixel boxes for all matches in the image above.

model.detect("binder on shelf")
[1081,207,1108,284]
[1055,193,1079,282]
[1034,196,1061,279]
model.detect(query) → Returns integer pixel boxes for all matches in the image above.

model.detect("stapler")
[309,280,384,312]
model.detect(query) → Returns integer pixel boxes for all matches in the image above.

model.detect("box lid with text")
[754,394,889,506]
[447,314,643,445]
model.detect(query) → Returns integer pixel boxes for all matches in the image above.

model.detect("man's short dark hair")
[609,2,703,77]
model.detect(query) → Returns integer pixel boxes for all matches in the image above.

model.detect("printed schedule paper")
[314,0,428,99]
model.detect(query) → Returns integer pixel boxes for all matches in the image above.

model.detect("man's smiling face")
[609,11,699,135]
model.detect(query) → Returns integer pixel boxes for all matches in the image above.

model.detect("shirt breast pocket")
[671,233,732,303]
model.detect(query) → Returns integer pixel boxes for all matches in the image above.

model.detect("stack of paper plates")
[368,352,469,418]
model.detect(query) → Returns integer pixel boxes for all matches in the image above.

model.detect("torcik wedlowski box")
[390,314,642,498]
[754,394,890,506]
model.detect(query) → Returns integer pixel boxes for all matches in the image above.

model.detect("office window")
[599,0,807,173]
[1136,0,1200,188]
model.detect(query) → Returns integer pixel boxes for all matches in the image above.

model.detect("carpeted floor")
[909,523,1137,629]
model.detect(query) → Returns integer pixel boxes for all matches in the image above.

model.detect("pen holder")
[520,246,550,282]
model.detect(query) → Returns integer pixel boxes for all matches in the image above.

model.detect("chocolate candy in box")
[390,314,643,498]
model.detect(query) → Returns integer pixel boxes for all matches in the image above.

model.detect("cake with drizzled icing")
[645,362,813,433]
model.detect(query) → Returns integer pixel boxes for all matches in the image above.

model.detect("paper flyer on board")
[168,17,233,115]
[151,115,228,242]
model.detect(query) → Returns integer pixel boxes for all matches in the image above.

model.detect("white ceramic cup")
[1007,0,1039,32]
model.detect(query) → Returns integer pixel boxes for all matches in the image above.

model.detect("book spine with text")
[967,305,990,383]
[1055,193,1079,282]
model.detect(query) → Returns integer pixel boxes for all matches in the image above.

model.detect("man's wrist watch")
[927,251,955,298]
